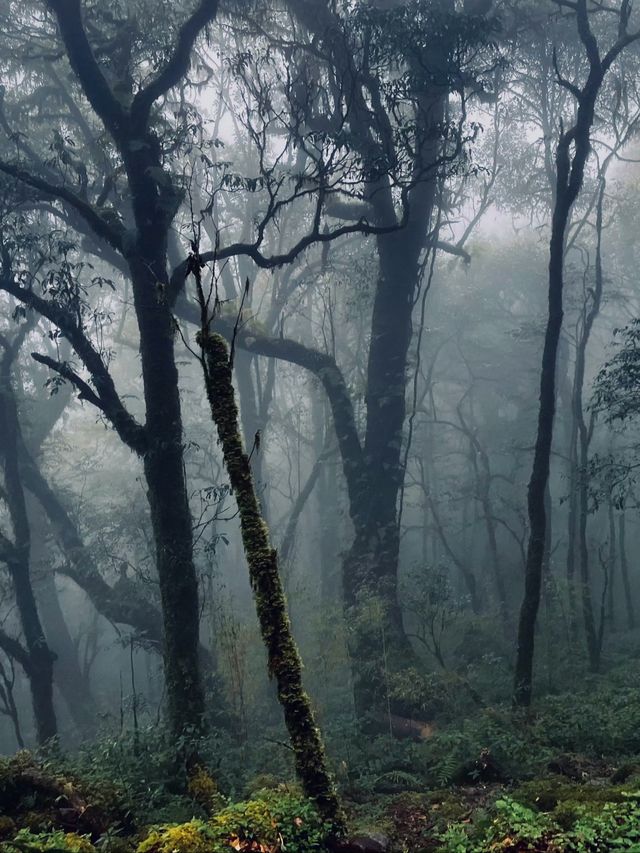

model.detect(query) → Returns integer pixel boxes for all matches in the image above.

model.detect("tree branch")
[30,353,104,410]
[0,160,124,251]
[131,0,220,127]
[44,0,127,136]
[174,293,367,512]
[0,627,31,675]
[0,276,148,455]
[435,240,471,263]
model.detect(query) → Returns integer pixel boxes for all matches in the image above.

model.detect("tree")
[180,0,501,719]
[0,320,57,744]
[0,0,225,742]
[514,0,640,707]
[194,252,343,825]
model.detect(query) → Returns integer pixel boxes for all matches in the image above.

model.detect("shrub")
[136,789,330,853]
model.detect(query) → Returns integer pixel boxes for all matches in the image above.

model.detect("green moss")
[197,332,343,830]
[135,790,330,853]
[136,820,213,853]
[0,829,97,852]
[187,766,225,813]
[0,751,132,839]
[513,778,628,812]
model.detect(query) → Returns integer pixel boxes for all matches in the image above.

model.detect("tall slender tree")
[514,0,640,707]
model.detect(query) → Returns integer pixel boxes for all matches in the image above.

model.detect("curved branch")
[174,293,366,512]
[0,628,31,675]
[221,319,367,511]
[131,0,220,127]
[435,240,471,263]
[44,0,127,135]
[0,160,124,251]
[19,449,164,646]
[215,214,403,267]
[0,277,148,455]
[168,215,399,304]
[280,447,331,566]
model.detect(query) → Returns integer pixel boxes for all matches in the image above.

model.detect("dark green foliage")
[6,676,640,852]
[593,319,640,424]
[437,792,640,852]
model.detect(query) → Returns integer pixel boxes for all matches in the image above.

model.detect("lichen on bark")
[197,330,344,832]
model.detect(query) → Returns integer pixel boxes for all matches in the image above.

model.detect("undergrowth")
[3,675,640,851]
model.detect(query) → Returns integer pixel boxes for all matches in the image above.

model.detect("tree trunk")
[607,500,617,630]
[619,512,635,630]
[514,16,607,703]
[0,350,57,744]
[578,447,599,670]
[32,531,98,740]
[129,256,206,740]
[198,330,343,830]
[514,193,570,707]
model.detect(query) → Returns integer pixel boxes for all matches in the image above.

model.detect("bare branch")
[552,46,582,99]
[436,240,472,263]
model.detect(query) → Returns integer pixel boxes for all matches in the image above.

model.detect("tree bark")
[0,0,222,741]
[29,503,98,740]
[513,0,631,705]
[0,343,57,743]
[619,512,635,630]
[198,330,343,830]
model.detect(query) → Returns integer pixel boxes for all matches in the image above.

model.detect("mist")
[1,1,640,851]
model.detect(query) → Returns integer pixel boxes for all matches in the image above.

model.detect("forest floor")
[2,675,640,852]
[2,748,640,852]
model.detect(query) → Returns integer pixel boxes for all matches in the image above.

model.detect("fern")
[373,770,424,791]
[435,753,459,787]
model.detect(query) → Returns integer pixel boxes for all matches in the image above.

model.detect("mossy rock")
[611,761,640,784]
[187,766,225,813]
[0,752,133,839]
[513,777,628,813]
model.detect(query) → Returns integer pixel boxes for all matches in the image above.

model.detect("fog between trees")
[1,0,640,846]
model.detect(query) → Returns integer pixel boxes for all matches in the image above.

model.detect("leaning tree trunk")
[197,330,343,830]
[513,188,571,708]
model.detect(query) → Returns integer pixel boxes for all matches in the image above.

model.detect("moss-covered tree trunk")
[197,330,343,831]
